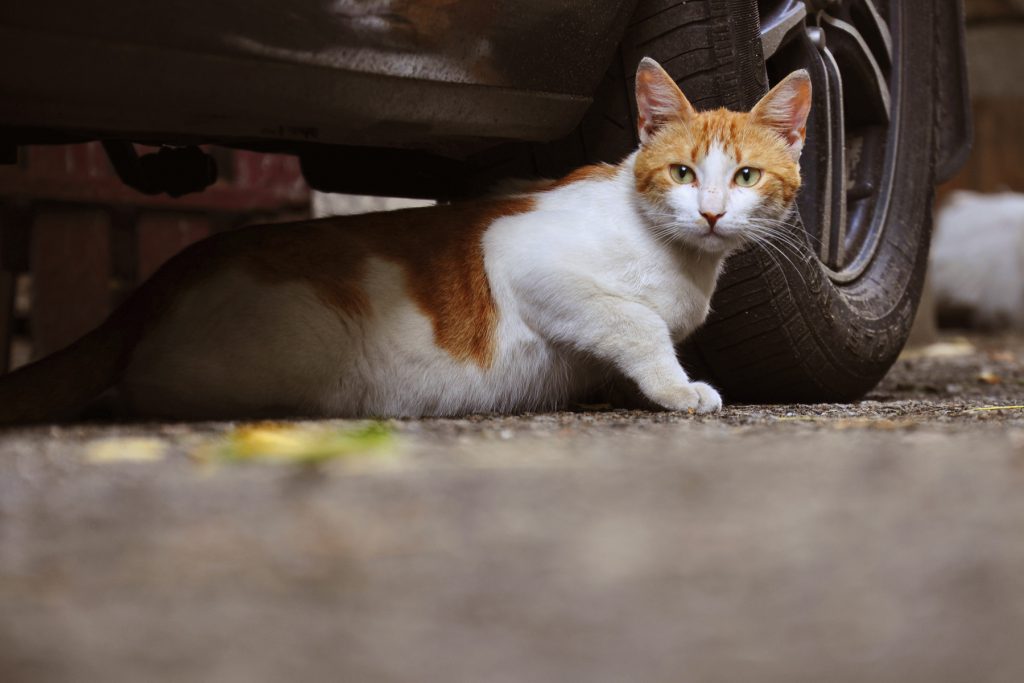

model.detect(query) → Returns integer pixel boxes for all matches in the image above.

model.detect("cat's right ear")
[750,70,813,161]
[635,57,696,145]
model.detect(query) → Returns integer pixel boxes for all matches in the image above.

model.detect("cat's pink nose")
[701,212,725,230]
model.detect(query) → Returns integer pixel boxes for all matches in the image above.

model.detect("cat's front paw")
[654,381,722,414]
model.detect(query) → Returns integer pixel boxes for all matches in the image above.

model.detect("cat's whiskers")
[741,229,809,286]
[643,210,683,223]
[745,214,806,235]
[745,216,808,245]
[743,223,809,258]
[744,227,807,257]
[741,233,806,286]
[747,232,812,267]
[644,215,685,237]
[649,224,684,248]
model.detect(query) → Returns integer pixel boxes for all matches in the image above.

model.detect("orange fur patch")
[547,163,619,189]
[241,197,535,368]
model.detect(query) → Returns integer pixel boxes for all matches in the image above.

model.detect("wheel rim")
[758,0,901,283]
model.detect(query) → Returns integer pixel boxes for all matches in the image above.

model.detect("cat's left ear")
[751,70,813,161]
[635,57,697,145]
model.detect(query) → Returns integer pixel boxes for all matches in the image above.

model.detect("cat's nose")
[701,212,726,230]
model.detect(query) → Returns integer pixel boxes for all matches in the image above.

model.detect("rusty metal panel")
[3,1,632,95]
[0,139,311,365]
[0,1,637,149]
[0,144,310,212]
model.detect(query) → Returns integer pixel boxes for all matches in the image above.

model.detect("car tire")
[474,0,936,403]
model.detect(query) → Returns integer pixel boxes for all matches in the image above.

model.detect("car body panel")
[0,0,969,180]
[932,0,972,183]
[0,1,637,152]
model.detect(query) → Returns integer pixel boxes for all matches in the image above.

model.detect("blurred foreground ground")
[2,333,1023,683]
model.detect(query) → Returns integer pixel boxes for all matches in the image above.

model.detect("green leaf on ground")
[197,421,395,465]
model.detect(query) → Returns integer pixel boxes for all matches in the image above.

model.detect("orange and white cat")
[0,59,811,422]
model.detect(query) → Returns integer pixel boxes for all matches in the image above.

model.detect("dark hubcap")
[758,0,898,282]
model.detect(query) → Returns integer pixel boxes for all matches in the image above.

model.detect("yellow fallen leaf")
[969,405,1024,412]
[198,421,394,465]
[86,438,167,464]
[978,371,1002,385]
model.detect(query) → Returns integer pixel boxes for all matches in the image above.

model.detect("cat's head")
[632,58,811,255]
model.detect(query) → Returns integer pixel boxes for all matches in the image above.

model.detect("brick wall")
[941,0,1024,197]
[0,144,310,371]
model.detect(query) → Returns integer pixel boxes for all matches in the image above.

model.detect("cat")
[931,190,1024,329]
[0,58,811,422]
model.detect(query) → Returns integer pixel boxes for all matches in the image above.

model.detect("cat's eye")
[734,167,762,187]
[669,164,697,185]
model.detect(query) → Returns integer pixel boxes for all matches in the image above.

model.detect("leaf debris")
[86,438,167,464]
[196,422,395,465]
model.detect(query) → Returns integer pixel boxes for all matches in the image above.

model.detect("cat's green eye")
[669,165,697,185]
[734,167,762,187]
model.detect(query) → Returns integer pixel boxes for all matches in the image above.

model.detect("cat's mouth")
[690,228,742,254]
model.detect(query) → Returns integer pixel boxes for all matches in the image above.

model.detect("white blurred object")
[311,192,433,218]
[931,190,1024,329]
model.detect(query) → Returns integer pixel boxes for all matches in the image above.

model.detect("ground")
[2,334,1023,683]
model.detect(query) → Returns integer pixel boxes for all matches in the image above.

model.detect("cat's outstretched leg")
[593,308,721,414]
[536,295,722,414]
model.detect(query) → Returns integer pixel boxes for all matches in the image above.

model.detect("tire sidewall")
[692,0,937,401]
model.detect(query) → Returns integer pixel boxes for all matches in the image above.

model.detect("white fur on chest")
[486,164,722,345]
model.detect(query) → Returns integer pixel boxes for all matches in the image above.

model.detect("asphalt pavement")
[1,334,1023,683]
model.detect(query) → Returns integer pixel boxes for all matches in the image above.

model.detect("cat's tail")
[0,312,135,425]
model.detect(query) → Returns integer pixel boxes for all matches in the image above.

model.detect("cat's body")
[122,164,721,419]
[0,59,811,422]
